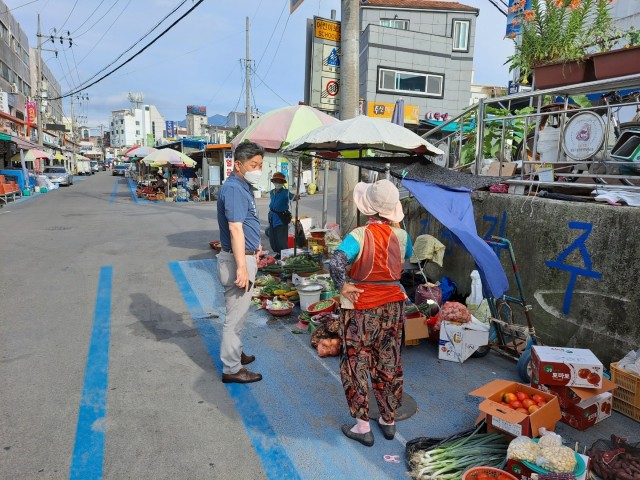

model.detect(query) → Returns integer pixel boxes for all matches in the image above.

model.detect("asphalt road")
[0,172,296,480]
[1,172,637,480]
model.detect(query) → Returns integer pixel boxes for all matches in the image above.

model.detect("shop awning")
[0,132,12,142]
[11,137,41,150]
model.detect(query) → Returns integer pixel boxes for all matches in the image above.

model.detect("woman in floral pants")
[329,179,413,447]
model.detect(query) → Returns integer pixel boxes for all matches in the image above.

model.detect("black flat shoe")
[377,420,396,440]
[341,424,374,447]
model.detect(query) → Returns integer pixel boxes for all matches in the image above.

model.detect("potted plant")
[591,26,640,80]
[506,0,616,89]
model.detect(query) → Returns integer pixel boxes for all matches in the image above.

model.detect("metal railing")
[423,73,640,191]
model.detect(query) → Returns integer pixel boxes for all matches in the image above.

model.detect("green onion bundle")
[408,424,509,480]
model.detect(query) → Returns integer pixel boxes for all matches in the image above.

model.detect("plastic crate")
[612,397,640,422]
[610,362,640,420]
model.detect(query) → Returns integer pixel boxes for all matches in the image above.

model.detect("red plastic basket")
[463,467,518,480]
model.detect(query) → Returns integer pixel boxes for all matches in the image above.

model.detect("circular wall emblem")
[326,80,339,97]
[562,111,605,161]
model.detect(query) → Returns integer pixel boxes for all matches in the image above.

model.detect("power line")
[76,0,133,67]
[204,62,239,109]
[252,67,291,106]
[0,0,40,15]
[74,0,121,39]
[486,0,507,16]
[255,0,288,70]
[51,0,206,100]
[231,60,246,114]
[70,0,107,35]
[260,9,292,82]
[58,0,79,31]
[74,0,188,86]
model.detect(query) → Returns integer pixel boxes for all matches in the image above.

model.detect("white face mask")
[274,183,283,190]
[243,169,263,185]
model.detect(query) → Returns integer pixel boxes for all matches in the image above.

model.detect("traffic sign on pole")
[290,0,304,14]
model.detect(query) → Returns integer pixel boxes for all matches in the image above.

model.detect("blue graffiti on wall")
[483,211,508,258]
[418,216,431,236]
[439,227,459,255]
[545,221,602,314]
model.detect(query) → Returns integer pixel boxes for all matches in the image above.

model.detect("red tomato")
[500,401,512,408]
[587,372,601,385]
[522,399,535,409]
[578,368,591,379]
[531,394,545,404]
[503,392,517,403]
[510,400,523,409]
[537,400,547,407]
[515,392,528,402]
[516,407,529,414]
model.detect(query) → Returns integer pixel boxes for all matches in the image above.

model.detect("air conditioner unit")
[10,83,18,93]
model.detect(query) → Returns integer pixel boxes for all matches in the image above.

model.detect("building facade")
[110,104,166,148]
[359,0,478,124]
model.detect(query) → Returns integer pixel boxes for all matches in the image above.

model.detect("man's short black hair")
[234,141,265,162]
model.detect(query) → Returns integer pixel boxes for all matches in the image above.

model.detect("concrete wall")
[403,192,640,368]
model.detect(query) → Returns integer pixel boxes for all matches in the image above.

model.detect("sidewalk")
[170,258,639,480]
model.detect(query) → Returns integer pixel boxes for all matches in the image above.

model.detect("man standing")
[216,142,264,383]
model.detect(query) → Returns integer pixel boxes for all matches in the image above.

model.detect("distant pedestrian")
[266,172,299,257]
[216,141,265,384]
[329,179,413,446]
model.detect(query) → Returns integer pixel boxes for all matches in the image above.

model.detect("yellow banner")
[366,102,420,125]
[315,18,341,42]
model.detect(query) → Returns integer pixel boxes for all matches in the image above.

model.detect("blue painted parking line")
[126,177,155,204]
[108,179,119,204]
[170,259,441,479]
[69,266,113,480]
[169,262,300,480]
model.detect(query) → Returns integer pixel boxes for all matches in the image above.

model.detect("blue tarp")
[402,179,509,299]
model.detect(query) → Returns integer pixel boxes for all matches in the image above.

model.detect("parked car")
[43,166,73,186]
[112,164,131,176]
[90,160,99,174]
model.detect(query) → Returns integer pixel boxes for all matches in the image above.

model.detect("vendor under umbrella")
[266,172,299,258]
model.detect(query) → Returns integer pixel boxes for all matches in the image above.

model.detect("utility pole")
[338,0,360,236]
[70,95,76,173]
[245,17,252,129]
[36,15,43,146]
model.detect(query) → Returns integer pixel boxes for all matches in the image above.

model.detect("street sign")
[308,16,341,113]
[314,18,341,42]
[46,123,68,132]
[320,77,340,107]
[290,0,304,14]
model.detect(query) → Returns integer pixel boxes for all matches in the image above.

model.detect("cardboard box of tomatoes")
[530,376,616,430]
[531,346,604,389]
[470,379,562,438]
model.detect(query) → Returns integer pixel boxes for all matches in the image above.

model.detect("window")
[378,67,443,97]
[379,18,409,30]
[135,121,140,125]
[136,130,140,135]
[453,20,470,52]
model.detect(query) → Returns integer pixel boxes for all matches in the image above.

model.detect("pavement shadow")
[166,230,213,251]
[128,292,226,408]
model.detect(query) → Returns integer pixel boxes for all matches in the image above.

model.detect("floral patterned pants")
[339,301,404,423]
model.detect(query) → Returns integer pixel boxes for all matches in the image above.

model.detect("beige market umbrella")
[141,149,196,167]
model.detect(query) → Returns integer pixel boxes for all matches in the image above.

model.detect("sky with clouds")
[8,0,514,132]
